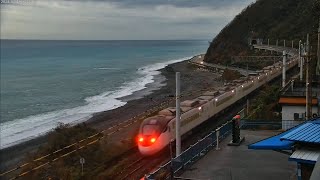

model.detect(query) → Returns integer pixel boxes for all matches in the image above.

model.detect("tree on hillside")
[204,0,320,64]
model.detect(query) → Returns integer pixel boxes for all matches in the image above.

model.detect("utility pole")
[246,99,250,116]
[282,51,287,88]
[169,140,174,179]
[317,19,320,116]
[299,40,304,81]
[246,63,249,77]
[276,39,279,47]
[175,72,181,157]
[317,18,320,76]
[306,34,312,119]
[292,40,294,48]
[299,40,301,68]
[284,40,286,47]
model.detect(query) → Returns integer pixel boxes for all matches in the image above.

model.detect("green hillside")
[204,0,320,63]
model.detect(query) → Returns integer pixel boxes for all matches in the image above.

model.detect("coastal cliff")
[204,0,320,64]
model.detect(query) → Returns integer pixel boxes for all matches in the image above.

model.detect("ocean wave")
[94,67,121,70]
[0,56,191,149]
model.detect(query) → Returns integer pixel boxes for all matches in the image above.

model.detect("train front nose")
[137,135,157,147]
[137,134,161,155]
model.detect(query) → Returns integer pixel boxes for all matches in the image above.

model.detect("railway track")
[101,97,247,180]
[107,68,300,180]
[106,149,170,180]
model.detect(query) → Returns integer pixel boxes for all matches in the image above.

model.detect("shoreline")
[0,55,195,150]
[1,53,221,170]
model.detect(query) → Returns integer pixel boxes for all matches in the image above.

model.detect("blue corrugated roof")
[280,120,320,144]
[248,118,320,150]
[248,122,303,150]
[248,132,294,150]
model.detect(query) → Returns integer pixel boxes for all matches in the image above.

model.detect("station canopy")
[248,119,320,150]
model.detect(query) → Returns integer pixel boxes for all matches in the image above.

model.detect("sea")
[0,40,208,149]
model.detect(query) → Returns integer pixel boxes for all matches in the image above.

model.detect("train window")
[142,125,160,135]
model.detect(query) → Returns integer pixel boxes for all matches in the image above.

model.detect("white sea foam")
[94,67,121,70]
[0,56,192,149]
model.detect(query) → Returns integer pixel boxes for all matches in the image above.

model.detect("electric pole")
[317,18,320,76]
[317,19,320,116]
[306,34,312,119]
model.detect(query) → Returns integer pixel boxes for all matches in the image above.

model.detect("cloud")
[0,0,256,40]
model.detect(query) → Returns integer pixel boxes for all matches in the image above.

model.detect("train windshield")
[142,125,161,136]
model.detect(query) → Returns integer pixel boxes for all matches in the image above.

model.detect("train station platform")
[179,130,297,180]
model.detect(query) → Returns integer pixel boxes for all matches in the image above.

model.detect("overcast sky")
[1,0,256,40]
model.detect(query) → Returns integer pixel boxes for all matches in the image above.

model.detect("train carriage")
[137,56,298,155]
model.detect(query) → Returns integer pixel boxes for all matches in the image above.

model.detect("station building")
[279,81,320,130]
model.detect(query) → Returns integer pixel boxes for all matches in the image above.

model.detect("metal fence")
[145,120,233,180]
[282,119,305,130]
[240,119,305,130]
[145,119,305,180]
[240,120,282,129]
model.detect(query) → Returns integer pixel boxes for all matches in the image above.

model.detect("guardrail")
[145,119,305,179]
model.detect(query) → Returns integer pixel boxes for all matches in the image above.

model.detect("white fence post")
[215,129,220,150]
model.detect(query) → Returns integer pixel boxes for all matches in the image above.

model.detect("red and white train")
[137,56,297,155]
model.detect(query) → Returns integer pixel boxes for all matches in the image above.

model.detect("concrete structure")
[310,156,320,180]
[248,38,263,46]
[279,81,320,130]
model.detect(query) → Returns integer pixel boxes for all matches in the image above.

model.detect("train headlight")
[150,138,156,143]
[138,137,144,143]
[198,107,202,110]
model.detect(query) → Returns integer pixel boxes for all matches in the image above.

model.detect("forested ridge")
[204,0,320,63]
